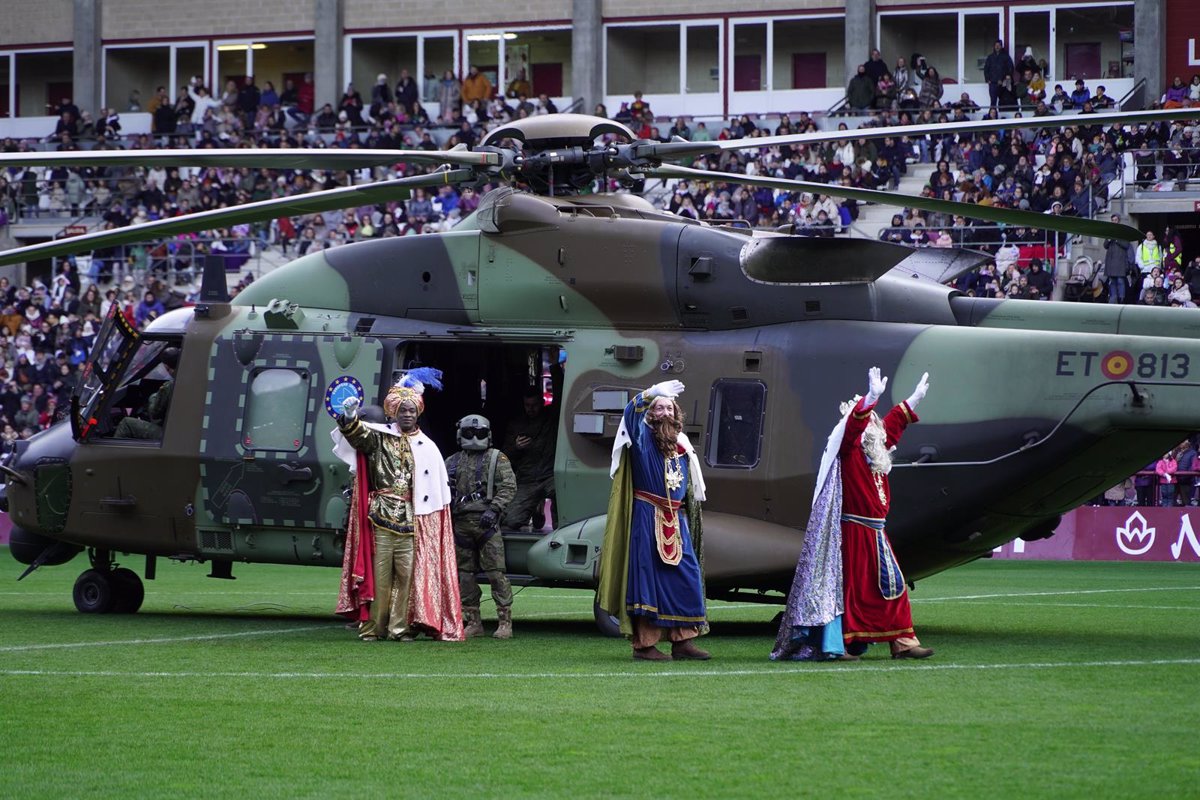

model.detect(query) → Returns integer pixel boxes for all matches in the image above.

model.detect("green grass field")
[0,551,1197,799]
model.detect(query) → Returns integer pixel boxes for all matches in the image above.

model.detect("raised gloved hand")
[341,395,361,419]
[864,366,888,407]
[480,508,499,531]
[906,372,930,410]
[646,380,686,399]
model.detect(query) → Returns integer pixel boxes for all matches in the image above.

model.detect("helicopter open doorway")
[391,338,564,574]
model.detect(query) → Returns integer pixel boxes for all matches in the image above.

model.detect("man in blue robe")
[598,380,709,661]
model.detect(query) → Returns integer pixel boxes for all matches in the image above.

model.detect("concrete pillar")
[571,0,603,114]
[1132,0,1166,106]
[843,0,876,94]
[73,0,102,117]
[314,0,344,114]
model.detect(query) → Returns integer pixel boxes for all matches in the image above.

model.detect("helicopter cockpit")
[72,306,182,443]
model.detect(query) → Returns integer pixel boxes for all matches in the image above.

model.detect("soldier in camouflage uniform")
[447,413,518,639]
[114,347,180,439]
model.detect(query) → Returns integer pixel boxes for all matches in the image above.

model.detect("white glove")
[340,395,360,419]
[864,366,887,407]
[906,372,930,410]
[646,380,685,399]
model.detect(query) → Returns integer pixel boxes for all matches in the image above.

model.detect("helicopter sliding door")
[194,330,384,566]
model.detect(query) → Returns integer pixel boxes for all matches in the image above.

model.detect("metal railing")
[1124,146,1200,192]
[65,235,266,290]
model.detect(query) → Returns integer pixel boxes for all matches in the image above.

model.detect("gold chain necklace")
[665,453,684,492]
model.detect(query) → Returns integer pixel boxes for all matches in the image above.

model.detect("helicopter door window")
[705,379,766,469]
[242,368,309,451]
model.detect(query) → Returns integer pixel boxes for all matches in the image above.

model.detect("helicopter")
[0,109,1198,630]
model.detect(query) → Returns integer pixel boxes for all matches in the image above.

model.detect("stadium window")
[684,24,719,95]
[12,49,73,117]
[772,17,844,90]
[606,24,681,96]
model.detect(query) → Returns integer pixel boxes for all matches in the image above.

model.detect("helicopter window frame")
[704,379,767,470]
[241,367,310,453]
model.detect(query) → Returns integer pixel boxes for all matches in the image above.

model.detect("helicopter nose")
[0,438,29,509]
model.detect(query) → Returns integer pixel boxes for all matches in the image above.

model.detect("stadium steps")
[849,172,929,240]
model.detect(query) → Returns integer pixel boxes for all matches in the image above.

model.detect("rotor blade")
[0,147,499,170]
[0,169,474,267]
[647,164,1144,241]
[637,107,1200,160]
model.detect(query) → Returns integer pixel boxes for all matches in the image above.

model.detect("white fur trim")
[330,422,453,516]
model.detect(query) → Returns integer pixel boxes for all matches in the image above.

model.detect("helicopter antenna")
[200,254,231,304]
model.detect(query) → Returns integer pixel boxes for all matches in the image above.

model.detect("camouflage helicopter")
[0,109,1198,628]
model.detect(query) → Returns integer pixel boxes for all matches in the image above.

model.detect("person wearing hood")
[847,64,876,110]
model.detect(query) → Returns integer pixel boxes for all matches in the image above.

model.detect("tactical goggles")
[461,426,490,438]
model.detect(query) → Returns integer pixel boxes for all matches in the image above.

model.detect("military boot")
[493,605,513,639]
[463,605,485,638]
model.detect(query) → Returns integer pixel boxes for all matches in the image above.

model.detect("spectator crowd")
[0,61,1197,442]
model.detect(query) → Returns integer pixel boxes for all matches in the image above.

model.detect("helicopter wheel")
[73,569,116,614]
[110,567,145,614]
[593,598,623,638]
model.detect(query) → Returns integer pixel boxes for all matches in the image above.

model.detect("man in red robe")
[840,366,934,659]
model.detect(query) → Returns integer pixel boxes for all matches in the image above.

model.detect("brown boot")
[891,644,935,660]
[633,646,672,661]
[462,606,485,638]
[493,605,513,639]
[671,640,711,661]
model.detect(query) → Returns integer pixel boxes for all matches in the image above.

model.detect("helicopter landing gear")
[110,568,145,614]
[71,550,145,614]
[72,569,115,613]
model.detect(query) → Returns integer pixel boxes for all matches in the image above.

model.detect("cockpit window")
[74,304,140,440]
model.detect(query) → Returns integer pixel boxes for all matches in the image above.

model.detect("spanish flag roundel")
[1101,350,1133,380]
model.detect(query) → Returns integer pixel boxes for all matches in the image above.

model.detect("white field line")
[0,608,767,652]
[960,601,1200,611]
[1,658,1198,681]
[914,586,1200,602]
[0,624,330,652]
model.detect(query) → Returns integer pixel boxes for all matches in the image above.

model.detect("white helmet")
[457,414,491,451]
